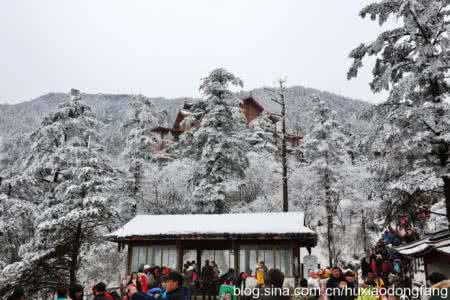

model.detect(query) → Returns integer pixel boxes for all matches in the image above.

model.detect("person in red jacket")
[369,254,378,275]
[381,260,392,274]
[139,264,150,293]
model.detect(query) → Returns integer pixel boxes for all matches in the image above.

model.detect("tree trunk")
[69,222,82,287]
[430,78,442,102]
[361,209,368,253]
[6,231,19,263]
[281,91,288,212]
[268,81,289,212]
[324,171,333,267]
[327,207,333,267]
[133,161,142,213]
[443,176,450,230]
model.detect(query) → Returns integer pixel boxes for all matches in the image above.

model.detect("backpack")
[393,259,401,273]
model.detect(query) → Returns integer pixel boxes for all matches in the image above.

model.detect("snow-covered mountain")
[0,87,372,182]
[0,86,370,160]
[0,93,187,138]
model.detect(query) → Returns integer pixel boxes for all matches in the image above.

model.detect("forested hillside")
[0,63,448,297]
[0,86,369,172]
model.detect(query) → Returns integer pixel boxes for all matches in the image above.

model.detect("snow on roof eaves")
[180,110,192,116]
[395,239,428,252]
[394,230,450,256]
[108,212,315,239]
[397,243,430,256]
[436,246,450,255]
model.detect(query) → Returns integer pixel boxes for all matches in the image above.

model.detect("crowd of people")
[103,260,284,300]
[304,267,358,300]
[5,259,287,300]
[358,220,422,291]
[6,258,449,300]
[303,267,450,300]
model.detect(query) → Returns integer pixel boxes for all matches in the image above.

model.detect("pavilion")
[394,229,450,284]
[107,212,317,284]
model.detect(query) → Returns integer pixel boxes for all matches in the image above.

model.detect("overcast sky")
[0,0,388,105]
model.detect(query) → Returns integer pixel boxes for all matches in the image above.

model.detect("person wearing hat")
[165,271,185,300]
[92,282,114,300]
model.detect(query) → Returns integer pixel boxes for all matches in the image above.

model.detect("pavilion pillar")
[176,241,184,272]
[299,246,303,280]
[232,240,240,273]
[196,249,202,274]
[127,244,133,275]
[293,244,301,286]
[245,249,250,274]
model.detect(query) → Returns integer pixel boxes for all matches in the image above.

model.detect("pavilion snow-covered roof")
[394,229,450,257]
[107,212,316,243]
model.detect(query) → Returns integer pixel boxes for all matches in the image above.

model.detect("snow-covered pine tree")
[122,95,161,212]
[233,94,279,211]
[231,151,281,213]
[302,96,353,266]
[348,0,450,229]
[0,194,35,270]
[0,94,121,296]
[0,192,40,298]
[245,111,278,154]
[142,158,195,214]
[341,118,382,255]
[182,68,249,213]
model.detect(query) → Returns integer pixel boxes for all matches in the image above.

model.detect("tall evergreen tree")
[180,68,249,213]
[348,0,450,228]
[0,94,121,296]
[123,95,161,212]
[303,96,353,266]
[0,194,35,269]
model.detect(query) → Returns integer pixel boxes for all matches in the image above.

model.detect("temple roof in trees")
[240,96,280,124]
[394,230,450,257]
[240,96,264,113]
[173,109,192,129]
[150,126,184,134]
